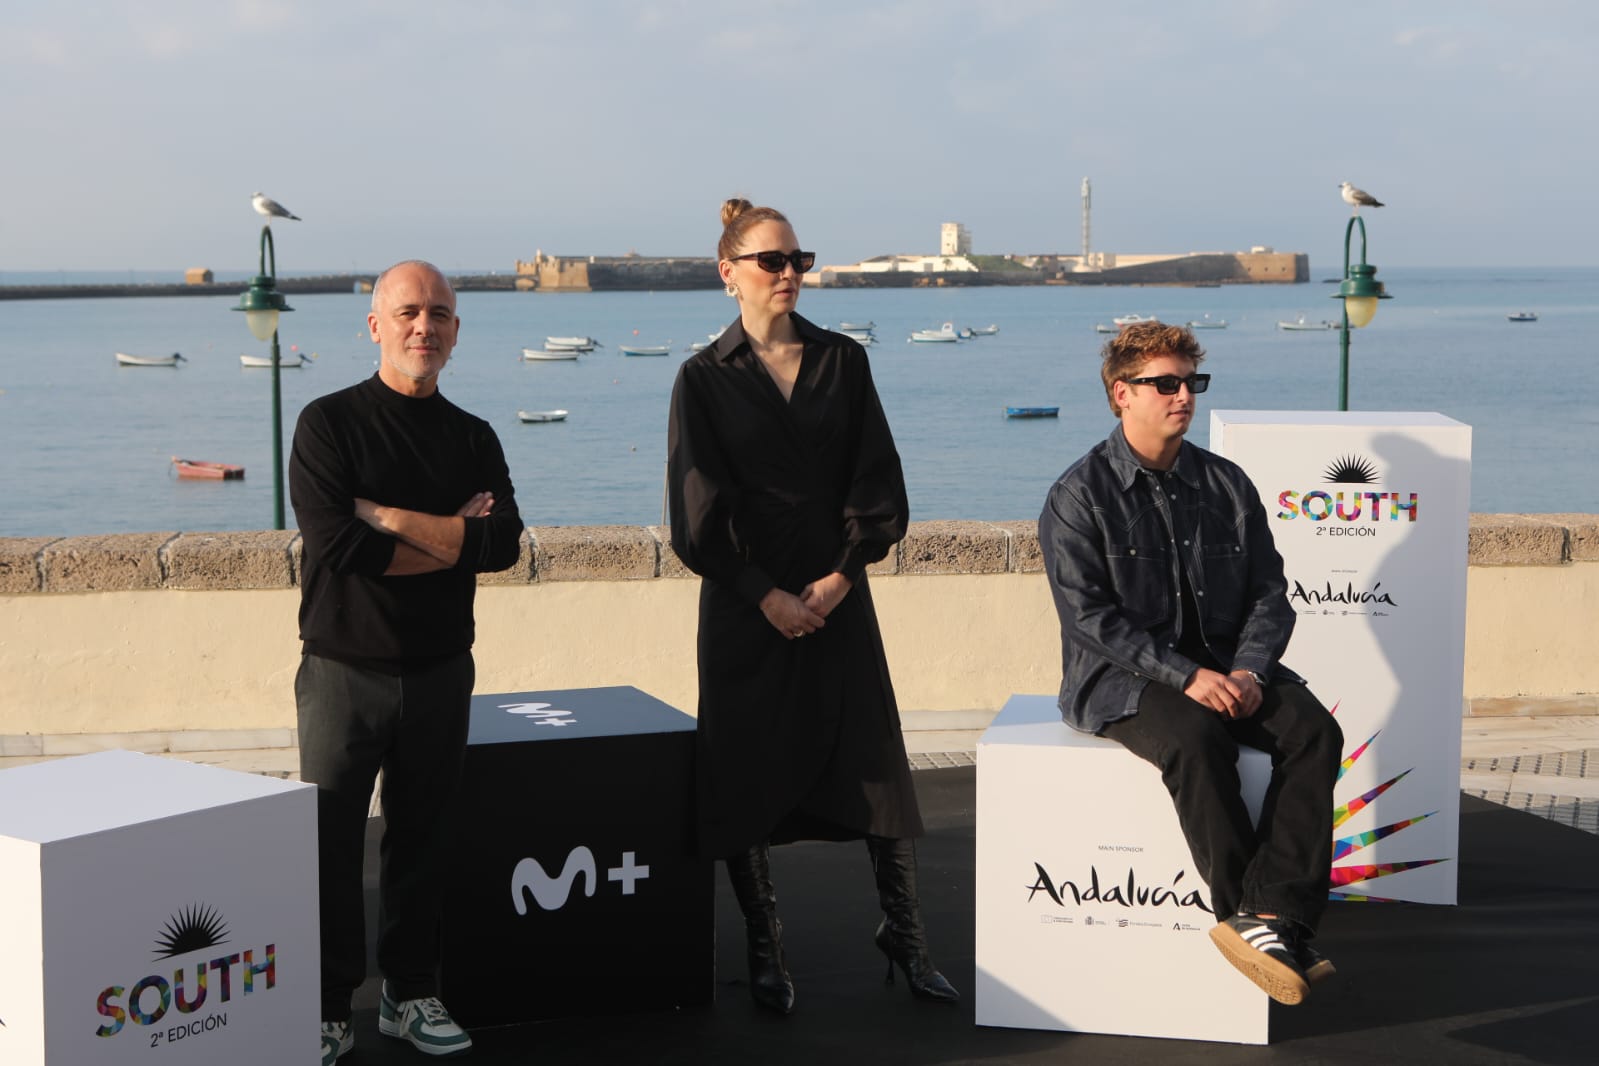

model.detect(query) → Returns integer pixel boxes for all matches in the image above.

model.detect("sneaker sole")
[1209,924,1310,1005]
[1304,958,1336,984]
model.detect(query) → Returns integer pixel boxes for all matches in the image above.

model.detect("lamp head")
[1333,262,1390,328]
[234,275,293,340]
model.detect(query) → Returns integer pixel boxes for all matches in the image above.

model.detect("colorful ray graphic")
[1333,769,1413,829]
[1328,706,1450,901]
[1337,730,1379,783]
[1330,859,1448,888]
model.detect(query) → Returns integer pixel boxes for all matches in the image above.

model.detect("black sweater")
[289,374,522,670]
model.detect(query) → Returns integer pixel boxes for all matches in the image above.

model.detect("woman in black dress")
[667,198,957,1014]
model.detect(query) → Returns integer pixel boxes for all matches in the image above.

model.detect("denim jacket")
[1039,423,1301,733]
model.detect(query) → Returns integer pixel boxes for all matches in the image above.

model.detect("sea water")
[1,266,1595,537]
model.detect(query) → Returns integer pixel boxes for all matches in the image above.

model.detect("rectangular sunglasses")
[730,250,817,274]
[1125,373,1211,394]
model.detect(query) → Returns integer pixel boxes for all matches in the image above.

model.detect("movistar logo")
[511,847,651,913]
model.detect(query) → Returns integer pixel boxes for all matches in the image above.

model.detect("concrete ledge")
[161,530,299,589]
[40,532,176,592]
[0,514,1594,592]
[0,536,57,593]
[991,520,1044,573]
[646,525,694,579]
[900,520,1009,575]
[530,525,657,581]
[1531,513,1599,562]
[477,529,535,586]
[1468,514,1567,566]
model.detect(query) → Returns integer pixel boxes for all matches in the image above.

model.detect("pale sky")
[4,0,1595,272]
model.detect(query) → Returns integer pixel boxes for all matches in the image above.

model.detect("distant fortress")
[509,245,1306,292]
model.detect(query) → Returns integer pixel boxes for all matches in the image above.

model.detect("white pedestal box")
[1211,411,1471,905]
[976,694,1273,1045]
[0,750,319,1065]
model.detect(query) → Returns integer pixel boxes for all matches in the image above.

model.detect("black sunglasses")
[1125,373,1211,395]
[730,250,816,274]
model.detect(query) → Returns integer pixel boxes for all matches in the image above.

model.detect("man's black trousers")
[1099,679,1343,933]
[296,651,474,1020]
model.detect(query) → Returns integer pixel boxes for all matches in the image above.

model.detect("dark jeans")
[1099,679,1342,933]
[296,651,474,1021]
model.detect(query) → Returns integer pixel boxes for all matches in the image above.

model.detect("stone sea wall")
[1,516,1595,747]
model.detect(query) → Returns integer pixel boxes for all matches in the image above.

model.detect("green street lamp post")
[234,227,294,529]
[1332,215,1392,411]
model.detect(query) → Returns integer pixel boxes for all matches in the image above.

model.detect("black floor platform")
[342,768,1599,1065]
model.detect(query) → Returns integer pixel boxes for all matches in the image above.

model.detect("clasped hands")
[760,572,853,641]
[1184,667,1264,719]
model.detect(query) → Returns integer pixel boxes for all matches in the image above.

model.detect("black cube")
[440,686,713,1026]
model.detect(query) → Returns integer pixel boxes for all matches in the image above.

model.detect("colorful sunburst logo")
[1326,702,1449,901]
[152,903,230,959]
[1323,455,1381,484]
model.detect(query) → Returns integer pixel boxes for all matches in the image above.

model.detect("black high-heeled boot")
[724,844,796,1014]
[867,836,960,1003]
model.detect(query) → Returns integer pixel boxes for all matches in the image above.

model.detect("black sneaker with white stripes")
[1290,930,1337,985]
[1208,914,1310,1005]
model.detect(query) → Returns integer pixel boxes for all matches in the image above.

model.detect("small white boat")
[686,341,711,353]
[618,344,672,357]
[1278,316,1338,331]
[115,351,184,367]
[521,347,580,361]
[909,322,961,343]
[1112,313,1156,327]
[968,324,1000,335]
[839,329,877,345]
[1186,317,1228,330]
[838,320,875,331]
[240,353,306,368]
[1094,323,1120,334]
[1507,311,1538,323]
[517,409,569,423]
[545,336,599,351]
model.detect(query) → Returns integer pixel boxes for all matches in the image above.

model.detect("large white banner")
[1211,411,1472,905]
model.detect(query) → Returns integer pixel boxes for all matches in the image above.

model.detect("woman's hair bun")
[721,197,753,228]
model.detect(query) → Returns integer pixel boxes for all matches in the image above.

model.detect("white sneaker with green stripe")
[378,983,473,1057]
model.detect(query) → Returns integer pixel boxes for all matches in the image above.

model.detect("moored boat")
[1186,317,1227,330]
[240,353,306,368]
[171,457,244,479]
[1278,316,1338,331]
[116,352,184,367]
[968,324,1000,335]
[521,347,580,361]
[1005,406,1059,419]
[1112,313,1155,327]
[839,329,877,345]
[838,321,875,331]
[545,336,600,351]
[909,322,960,343]
[1507,311,1538,322]
[618,344,672,357]
[1094,323,1120,333]
[517,409,569,423]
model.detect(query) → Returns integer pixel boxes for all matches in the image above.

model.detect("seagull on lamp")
[1340,182,1384,214]
[251,192,301,222]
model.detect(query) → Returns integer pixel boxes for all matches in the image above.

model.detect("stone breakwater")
[2,514,1595,595]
